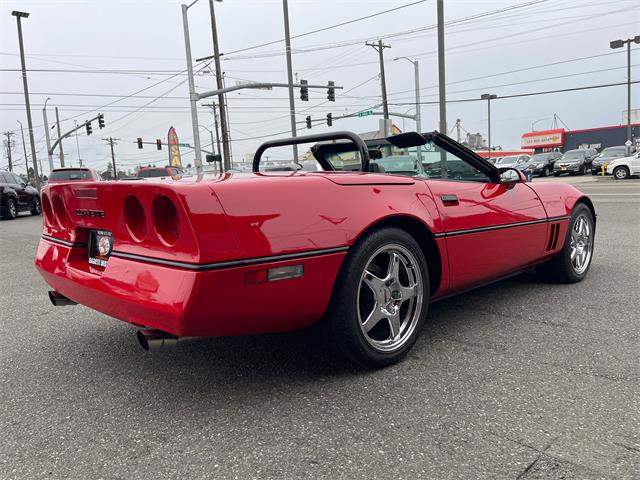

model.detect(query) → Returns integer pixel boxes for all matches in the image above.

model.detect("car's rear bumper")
[35,237,346,337]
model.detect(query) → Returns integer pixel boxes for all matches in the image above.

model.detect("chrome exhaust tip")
[136,329,196,351]
[48,290,77,306]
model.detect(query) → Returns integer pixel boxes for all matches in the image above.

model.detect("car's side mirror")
[499,167,526,184]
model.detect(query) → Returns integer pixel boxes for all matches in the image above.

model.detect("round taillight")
[41,194,53,226]
[52,194,69,229]
[152,195,180,246]
[123,195,147,242]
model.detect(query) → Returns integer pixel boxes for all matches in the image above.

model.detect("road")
[1,176,638,479]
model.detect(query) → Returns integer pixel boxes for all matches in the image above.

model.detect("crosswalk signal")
[326,113,332,127]
[137,137,143,149]
[85,121,93,136]
[156,139,162,150]
[327,81,335,102]
[306,116,312,129]
[300,79,308,101]
[97,113,105,129]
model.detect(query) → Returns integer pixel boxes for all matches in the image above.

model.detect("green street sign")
[177,143,191,147]
[357,110,373,117]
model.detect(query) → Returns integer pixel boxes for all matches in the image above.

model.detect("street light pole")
[282,0,299,163]
[394,57,422,160]
[181,3,203,172]
[17,120,28,175]
[481,93,497,157]
[12,10,39,189]
[610,35,639,153]
[42,97,53,173]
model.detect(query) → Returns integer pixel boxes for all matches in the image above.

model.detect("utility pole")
[481,94,497,156]
[104,137,119,181]
[436,0,447,134]
[394,56,421,158]
[202,103,222,155]
[455,119,461,143]
[12,10,39,189]
[43,97,53,172]
[282,0,298,162]
[366,40,391,135]
[74,120,82,167]
[17,121,29,174]
[55,106,65,167]
[3,132,14,171]
[207,0,231,169]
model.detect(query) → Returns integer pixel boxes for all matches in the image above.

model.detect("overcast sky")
[0,0,638,173]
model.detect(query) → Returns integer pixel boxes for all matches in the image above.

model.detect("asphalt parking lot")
[1,176,638,479]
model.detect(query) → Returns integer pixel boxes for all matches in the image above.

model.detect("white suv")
[606,150,640,179]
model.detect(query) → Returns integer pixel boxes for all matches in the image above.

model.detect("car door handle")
[441,194,459,206]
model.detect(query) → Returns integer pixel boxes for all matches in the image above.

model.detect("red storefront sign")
[521,129,565,149]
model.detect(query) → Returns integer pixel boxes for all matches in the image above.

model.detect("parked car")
[526,152,563,177]
[606,150,640,179]
[591,146,629,175]
[553,148,598,176]
[48,167,102,184]
[136,166,183,179]
[0,170,41,219]
[36,131,595,368]
[495,155,530,169]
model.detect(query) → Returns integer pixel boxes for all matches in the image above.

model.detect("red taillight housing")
[41,193,53,226]
[123,195,147,242]
[152,195,180,246]
[52,193,69,229]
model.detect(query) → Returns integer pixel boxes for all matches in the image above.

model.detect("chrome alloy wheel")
[356,244,424,352]
[570,214,593,275]
[8,200,17,218]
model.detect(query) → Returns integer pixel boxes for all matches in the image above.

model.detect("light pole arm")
[48,113,102,155]
[197,82,342,101]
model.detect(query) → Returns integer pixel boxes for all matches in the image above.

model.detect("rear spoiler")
[252,131,370,172]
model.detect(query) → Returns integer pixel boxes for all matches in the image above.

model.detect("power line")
[198,0,431,61]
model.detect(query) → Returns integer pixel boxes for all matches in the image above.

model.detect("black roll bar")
[252,131,370,172]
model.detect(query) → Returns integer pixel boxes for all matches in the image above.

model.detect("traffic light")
[300,79,308,102]
[327,81,335,102]
[306,116,312,129]
[326,113,332,127]
[85,121,93,136]
[137,137,143,149]
[97,113,105,129]
[156,139,162,150]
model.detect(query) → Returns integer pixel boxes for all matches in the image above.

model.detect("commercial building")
[521,123,640,153]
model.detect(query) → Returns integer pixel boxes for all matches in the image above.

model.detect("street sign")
[178,143,191,147]
[357,110,373,117]
[625,140,633,147]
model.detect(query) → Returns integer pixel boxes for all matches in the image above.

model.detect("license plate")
[561,167,567,170]
[88,230,113,268]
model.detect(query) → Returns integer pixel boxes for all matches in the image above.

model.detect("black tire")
[3,198,17,220]
[613,166,630,180]
[30,196,41,216]
[537,203,594,283]
[324,227,429,368]
[553,172,560,177]
[542,166,549,177]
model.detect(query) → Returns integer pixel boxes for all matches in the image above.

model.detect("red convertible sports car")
[35,131,595,367]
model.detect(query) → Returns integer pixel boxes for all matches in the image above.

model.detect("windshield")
[562,150,585,159]
[138,168,175,178]
[375,155,424,175]
[49,169,94,181]
[599,147,626,158]
[496,156,519,165]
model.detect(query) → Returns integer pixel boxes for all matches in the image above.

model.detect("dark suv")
[0,171,41,219]
[553,148,598,176]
